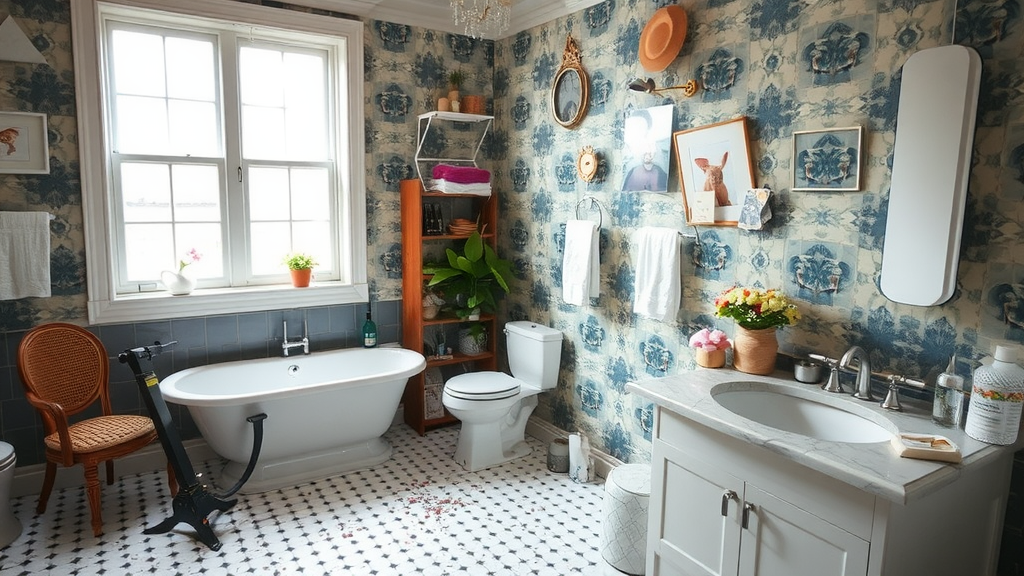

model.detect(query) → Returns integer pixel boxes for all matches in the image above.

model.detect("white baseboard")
[11,439,219,500]
[525,416,624,481]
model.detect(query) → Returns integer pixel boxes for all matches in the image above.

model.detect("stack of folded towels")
[429,164,492,196]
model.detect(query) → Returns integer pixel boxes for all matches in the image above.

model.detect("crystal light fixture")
[450,0,511,39]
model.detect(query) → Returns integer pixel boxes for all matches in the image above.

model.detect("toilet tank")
[505,321,563,389]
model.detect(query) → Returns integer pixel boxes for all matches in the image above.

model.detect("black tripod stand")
[119,342,267,551]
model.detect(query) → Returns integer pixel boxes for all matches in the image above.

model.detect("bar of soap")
[890,433,962,463]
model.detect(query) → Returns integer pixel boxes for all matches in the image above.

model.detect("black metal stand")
[119,342,267,551]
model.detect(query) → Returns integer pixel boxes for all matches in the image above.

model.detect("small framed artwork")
[673,116,755,225]
[621,104,673,193]
[792,126,862,191]
[0,111,49,174]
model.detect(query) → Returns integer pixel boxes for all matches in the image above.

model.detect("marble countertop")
[627,367,1024,504]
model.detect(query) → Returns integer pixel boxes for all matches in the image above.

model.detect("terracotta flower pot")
[290,268,312,288]
[695,348,726,368]
[732,326,778,375]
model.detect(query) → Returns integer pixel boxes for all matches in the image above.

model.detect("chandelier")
[450,0,511,39]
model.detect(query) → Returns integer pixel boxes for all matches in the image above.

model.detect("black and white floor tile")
[2,425,622,575]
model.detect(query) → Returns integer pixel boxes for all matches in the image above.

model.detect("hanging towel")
[0,211,51,300]
[633,227,680,321]
[562,219,599,306]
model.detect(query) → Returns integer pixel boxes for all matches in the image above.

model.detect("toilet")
[442,321,563,472]
[0,442,21,548]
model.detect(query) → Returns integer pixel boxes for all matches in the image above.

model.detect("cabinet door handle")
[721,490,737,516]
[742,502,756,530]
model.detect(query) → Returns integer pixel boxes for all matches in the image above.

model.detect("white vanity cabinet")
[646,405,1012,576]
[650,408,870,576]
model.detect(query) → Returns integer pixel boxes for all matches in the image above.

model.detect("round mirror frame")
[551,34,589,129]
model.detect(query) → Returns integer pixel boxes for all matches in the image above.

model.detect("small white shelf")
[415,111,493,188]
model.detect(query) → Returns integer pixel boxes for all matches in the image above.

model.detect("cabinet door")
[650,439,742,576]
[737,485,869,576]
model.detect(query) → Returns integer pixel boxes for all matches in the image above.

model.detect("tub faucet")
[282,320,309,356]
[840,345,874,401]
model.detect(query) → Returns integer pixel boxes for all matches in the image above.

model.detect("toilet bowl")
[0,442,22,548]
[442,321,563,472]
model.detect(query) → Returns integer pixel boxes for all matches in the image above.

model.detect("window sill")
[88,281,369,325]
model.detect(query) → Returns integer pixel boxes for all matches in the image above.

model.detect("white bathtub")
[159,346,425,493]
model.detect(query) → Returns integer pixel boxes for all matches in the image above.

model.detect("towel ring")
[575,195,603,229]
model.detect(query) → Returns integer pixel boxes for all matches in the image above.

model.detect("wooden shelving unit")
[400,178,499,435]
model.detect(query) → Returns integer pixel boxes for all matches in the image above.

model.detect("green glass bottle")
[362,310,377,348]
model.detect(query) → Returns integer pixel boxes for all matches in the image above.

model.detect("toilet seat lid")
[0,442,14,469]
[444,372,520,401]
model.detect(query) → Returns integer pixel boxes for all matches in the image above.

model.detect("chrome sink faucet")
[840,346,874,401]
[282,320,309,356]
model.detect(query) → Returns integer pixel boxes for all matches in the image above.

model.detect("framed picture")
[551,34,588,129]
[792,126,862,191]
[621,105,673,193]
[0,111,49,174]
[673,117,755,225]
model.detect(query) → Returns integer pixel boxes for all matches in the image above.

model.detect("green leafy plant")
[448,69,466,90]
[423,231,513,319]
[282,252,317,271]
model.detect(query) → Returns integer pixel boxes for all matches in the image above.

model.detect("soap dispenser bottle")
[932,354,965,427]
[965,345,1024,445]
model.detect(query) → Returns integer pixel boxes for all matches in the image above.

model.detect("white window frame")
[72,0,367,324]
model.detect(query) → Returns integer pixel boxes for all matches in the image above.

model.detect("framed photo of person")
[621,105,673,193]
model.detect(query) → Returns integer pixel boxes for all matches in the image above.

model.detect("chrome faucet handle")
[821,366,843,393]
[880,374,904,411]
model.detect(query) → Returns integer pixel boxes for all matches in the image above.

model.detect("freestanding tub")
[159,346,425,493]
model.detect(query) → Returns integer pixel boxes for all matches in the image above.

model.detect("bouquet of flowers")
[714,287,800,330]
[688,328,731,352]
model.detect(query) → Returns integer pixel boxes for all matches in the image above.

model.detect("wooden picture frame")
[0,111,49,174]
[792,125,863,192]
[551,34,588,129]
[673,117,755,225]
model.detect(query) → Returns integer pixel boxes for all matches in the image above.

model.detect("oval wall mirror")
[551,34,588,129]
[880,44,981,307]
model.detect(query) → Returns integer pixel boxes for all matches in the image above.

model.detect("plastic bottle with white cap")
[964,344,1024,445]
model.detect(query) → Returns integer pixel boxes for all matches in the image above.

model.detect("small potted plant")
[447,69,465,107]
[458,322,488,356]
[283,253,317,288]
[688,328,731,369]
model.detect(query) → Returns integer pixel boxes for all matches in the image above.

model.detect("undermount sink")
[711,382,896,443]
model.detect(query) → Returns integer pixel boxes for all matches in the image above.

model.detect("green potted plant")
[458,322,488,356]
[447,69,465,104]
[283,252,317,287]
[423,231,513,321]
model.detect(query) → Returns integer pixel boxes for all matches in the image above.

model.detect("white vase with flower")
[162,248,202,295]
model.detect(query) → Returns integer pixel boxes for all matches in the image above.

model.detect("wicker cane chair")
[17,322,172,536]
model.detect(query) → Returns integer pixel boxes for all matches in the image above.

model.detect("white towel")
[0,211,51,300]
[562,219,599,306]
[633,227,680,321]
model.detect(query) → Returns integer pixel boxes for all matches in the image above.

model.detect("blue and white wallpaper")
[2,2,1024,562]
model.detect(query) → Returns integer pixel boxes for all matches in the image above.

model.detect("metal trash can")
[600,463,650,575]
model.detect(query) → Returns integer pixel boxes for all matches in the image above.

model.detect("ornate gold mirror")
[551,34,589,129]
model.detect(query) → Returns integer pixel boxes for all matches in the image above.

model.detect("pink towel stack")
[432,164,491,184]
[428,164,492,196]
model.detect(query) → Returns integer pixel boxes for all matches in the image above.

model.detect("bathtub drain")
[287,365,299,375]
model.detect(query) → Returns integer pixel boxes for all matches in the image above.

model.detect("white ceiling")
[289,0,606,39]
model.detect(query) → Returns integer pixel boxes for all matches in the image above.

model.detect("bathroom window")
[72,0,367,324]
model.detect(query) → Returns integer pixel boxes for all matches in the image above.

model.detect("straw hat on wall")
[639,5,688,73]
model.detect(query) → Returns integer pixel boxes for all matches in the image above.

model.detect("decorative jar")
[695,348,726,369]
